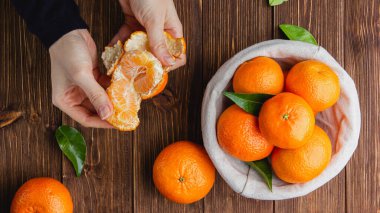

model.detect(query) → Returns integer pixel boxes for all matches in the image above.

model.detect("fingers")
[73,72,113,120]
[64,105,114,128]
[166,53,186,72]
[145,19,176,67]
[165,1,183,38]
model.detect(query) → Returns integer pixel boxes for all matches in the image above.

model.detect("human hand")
[49,29,113,128]
[112,0,186,71]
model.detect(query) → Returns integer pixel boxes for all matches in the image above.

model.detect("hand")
[49,29,113,128]
[112,0,186,70]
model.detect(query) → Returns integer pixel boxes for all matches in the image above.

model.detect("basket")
[201,40,361,200]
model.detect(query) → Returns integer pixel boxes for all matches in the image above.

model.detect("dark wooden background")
[1,0,379,212]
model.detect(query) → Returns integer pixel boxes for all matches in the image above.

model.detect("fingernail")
[164,55,175,65]
[98,105,112,120]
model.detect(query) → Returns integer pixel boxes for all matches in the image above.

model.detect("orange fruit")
[232,56,284,94]
[259,92,315,149]
[271,126,332,183]
[102,32,186,130]
[153,141,215,204]
[11,177,73,213]
[217,105,274,161]
[285,60,340,112]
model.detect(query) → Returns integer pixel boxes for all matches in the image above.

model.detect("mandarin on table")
[217,105,274,161]
[271,126,332,183]
[232,56,284,95]
[153,141,215,204]
[285,60,340,112]
[259,92,315,149]
[11,177,73,213]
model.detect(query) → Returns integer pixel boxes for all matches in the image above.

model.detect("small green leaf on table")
[55,125,86,177]
[279,24,318,45]
[246,159,273,191]
[224,92,273,116]
[269,0,287,6]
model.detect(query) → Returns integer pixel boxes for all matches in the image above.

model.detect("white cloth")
[201,39,361,200]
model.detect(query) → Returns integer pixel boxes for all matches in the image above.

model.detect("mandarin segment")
[11,177,73,213]
[259,92,315,149]
[106,66,141,131]
[217,105,274,161]
[285,60,340,112]
[141,72,168,100]
[118,50,164,97]
[271,126,332,183]
[153,141,215,204]
[232,56,284,94]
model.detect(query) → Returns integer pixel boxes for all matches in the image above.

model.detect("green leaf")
[246,159,273,191]
[224,92,274,116]
[279,24,318,45]
[55,125,86,177]
[269,0,287,6]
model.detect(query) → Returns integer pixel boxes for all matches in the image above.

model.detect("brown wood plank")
[344,0,380,212]
[61,1,134,212]
[273,0,346,212]
[0,0,62,212]
[133,0,204,212]
[202,0,274,212]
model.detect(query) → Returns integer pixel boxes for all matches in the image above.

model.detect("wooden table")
[1,0,379,212]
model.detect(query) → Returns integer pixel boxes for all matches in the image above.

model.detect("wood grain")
[273,0,346,212]
[344,0,380,212]
[0,0,62,212]
[0,0,379,212]
[202,0,274,212]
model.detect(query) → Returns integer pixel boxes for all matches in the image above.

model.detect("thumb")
[74,72,113,120]
[145,21,175,66]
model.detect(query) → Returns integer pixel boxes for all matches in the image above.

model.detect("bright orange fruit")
[11,177,73,213]
[259,92,315,149]
[153,141,215,204]
[271,126,332,183]
[285,60,340,112]
[217,105,274,161]
[232,56,284,95]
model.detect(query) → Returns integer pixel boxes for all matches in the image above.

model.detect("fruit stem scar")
[282,113,289,120]
[178,177,185,183]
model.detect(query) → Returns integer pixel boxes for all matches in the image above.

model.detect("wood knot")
[152,89,179,111]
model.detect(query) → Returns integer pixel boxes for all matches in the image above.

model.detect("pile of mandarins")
[218,56,340,183]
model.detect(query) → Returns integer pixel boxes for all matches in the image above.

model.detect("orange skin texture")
[153,141,215,204]
[233,56,284,95]
[271,126,332,183]
[259,92,315,149]
[285,60,340,112]
[217,105,274,161]
[141,72,168,100]
[11,177,73,213]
